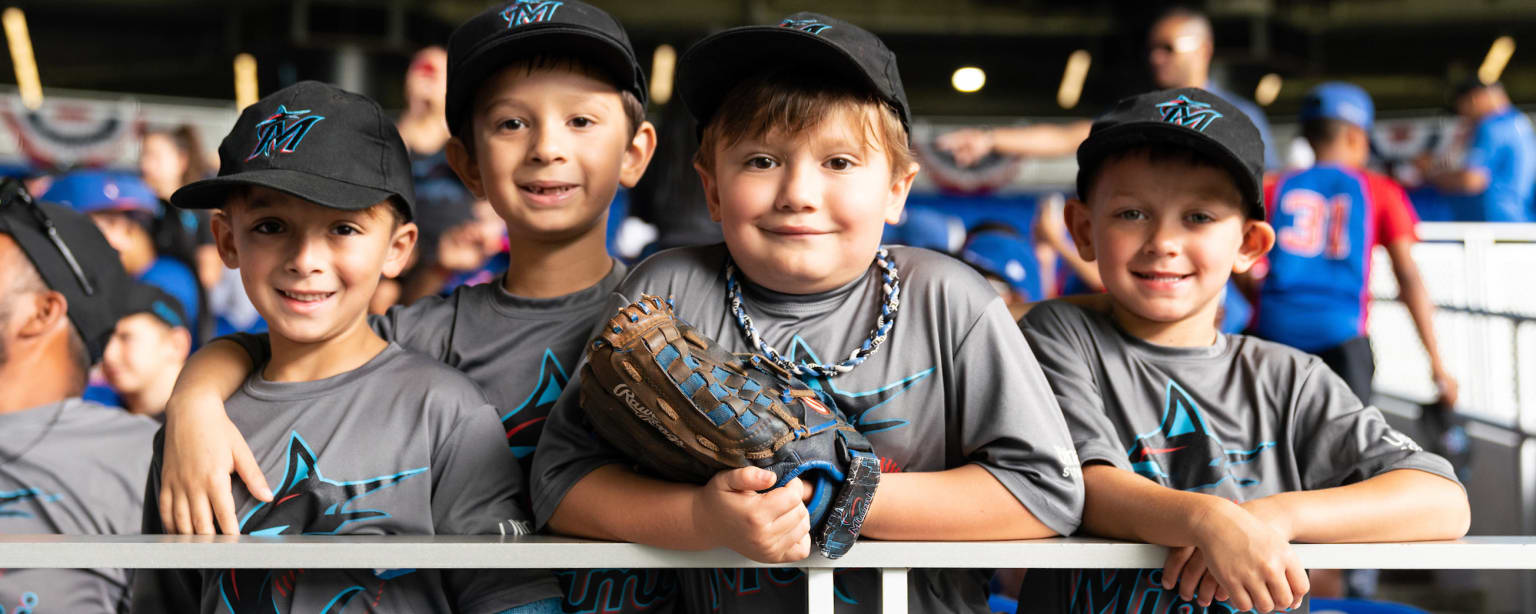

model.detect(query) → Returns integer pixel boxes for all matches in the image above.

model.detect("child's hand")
[160,396,272,535]
[1174,500,1308,613]
[1160,547,1231,604]
[691,467,812,563]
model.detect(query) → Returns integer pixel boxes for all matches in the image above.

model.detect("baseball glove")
[579,295,880,559]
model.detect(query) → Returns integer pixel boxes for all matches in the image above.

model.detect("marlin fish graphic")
[502,348,568,460]
[1127,380,1274,494]
[0,487,60,518]
[238,432,427,536]
[785,336,933,436]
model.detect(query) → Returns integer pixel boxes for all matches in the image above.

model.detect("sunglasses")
[0,178,95,296]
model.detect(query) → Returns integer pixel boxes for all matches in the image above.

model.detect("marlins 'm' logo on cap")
[246,105,325,161]
[1155,95,1224,132]
[779,18,831,34]
[502,0,564,27]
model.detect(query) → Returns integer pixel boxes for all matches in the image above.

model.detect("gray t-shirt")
[1018,300,1461,614]
[227,263,680,614]
[0,399,157,613]
[135,343,560,613]
[531,244,1084,614]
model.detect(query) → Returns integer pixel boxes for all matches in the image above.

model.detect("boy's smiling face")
[449,65,654,245]
[699,105,917,294]
[213,187,416,347]
[1068,152,1273,345]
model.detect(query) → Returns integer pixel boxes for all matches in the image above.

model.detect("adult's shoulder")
[58,399,159,441]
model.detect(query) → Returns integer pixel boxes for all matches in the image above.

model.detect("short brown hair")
[694,69,913,177]
[457,55,646,157]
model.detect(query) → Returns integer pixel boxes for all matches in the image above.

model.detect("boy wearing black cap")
[103,282,193,420]
[156,3,671,610]
[1017,88,1469,614]
[133,81,561,613]
[531,13,1083,613]
[0,180,157,613]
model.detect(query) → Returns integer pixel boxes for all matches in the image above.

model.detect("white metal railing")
[4,535,1535,613]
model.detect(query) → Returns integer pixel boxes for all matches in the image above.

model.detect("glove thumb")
[719,466,777,493]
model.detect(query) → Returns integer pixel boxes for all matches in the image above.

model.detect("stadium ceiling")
[7,0,1536,117]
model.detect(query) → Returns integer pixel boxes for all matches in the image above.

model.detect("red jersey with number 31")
[1253,163,1418,352]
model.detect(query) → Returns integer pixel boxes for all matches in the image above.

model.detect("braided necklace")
[725,247,901,378]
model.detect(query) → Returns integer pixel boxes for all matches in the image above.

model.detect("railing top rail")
[2,535,1533,570]
[1416,222,1536,242]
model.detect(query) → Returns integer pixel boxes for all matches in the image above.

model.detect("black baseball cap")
[171,81,416,221]
[447,0,647,139]
[677,12,911,134]
[0,179,132,363]
[1076,87,1265,220]
[123,281,189,331]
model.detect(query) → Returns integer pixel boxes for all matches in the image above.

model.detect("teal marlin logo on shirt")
[0,487,61,518]
[1127,379,1274,494]
[502,348,568,460]
[786,335,933,438]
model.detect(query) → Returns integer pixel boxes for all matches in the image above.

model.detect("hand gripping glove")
[579,295,880,558]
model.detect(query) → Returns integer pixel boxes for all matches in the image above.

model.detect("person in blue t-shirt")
[1416,78,1536,222]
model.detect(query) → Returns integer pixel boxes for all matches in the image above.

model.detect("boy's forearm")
[1081,464,1230,546]
[1247,468,1469,543]
[859,464,1058,540]
[545,465,713,550]
[166,339,255,413]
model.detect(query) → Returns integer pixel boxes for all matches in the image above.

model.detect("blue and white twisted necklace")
[725,247,901,378]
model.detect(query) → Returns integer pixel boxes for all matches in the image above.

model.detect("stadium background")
[1,0,1533,611]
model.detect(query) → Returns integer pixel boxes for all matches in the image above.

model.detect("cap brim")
[170,168,398,215]
[1078,122,1264,219]
[678,27,886,128]
[448,26,643,137]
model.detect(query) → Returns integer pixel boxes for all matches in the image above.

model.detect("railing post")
[881,567,909,614]
[807,567,836,614]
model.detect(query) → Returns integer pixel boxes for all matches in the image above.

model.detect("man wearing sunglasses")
[0,178,159,613]
[937,7,1278,171]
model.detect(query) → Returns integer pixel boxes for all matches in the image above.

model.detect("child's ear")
[210,211,241,269]
[694,159,723,223]
[884,162,920,225]
[1233,219,1276,274]
[1063,198,1097,262]
[445,136,487,200]
[166,326,193,362]
[619,121,659,189]
[382,221,419,279]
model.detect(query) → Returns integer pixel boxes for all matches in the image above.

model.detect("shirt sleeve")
[431,403,562,612]
[1020,302,1134,474]
[954,299,1085,536]
[528,291,642,529]
[130,430,205,614]
[1288,360,1461,490]
[1370,174,1420,245]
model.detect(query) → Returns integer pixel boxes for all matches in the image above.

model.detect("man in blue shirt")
[1418,78,1536,222]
